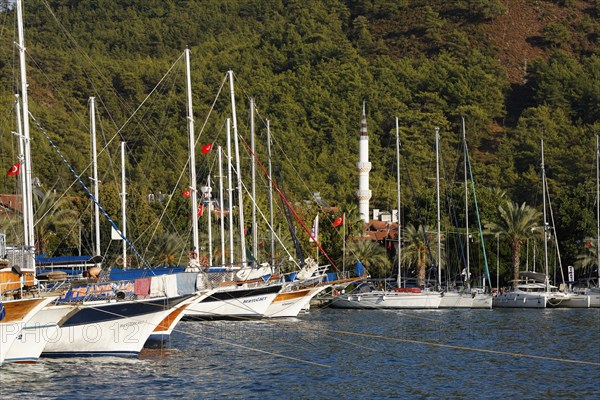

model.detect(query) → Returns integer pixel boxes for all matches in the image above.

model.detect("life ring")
[116,256,124,266]
[198,255,209,267]
[188,251,198,260]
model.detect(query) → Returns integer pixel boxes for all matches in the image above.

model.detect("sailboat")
[331,120,442,309]
[182,69,282,319]
[439,118,492,309]
[493,138,579,308]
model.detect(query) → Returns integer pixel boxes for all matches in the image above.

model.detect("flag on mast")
[333,214,344,228]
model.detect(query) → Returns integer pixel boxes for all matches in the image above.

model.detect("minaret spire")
[356,101,372,223]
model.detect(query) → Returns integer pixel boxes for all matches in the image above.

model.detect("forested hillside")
[0,0,598,283]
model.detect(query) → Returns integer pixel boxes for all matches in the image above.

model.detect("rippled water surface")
[1,308,598,399]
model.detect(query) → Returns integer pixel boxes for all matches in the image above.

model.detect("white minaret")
[356,101,372,223]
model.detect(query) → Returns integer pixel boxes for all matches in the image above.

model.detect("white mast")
[120,141,127,270]
[395,117,402,288]
[356,101,372,223]
[90,97,101,259]
[435,127,442,287]
[227,118,234,265]
[541,138,549,291]
[218,146,226,267]
[16,0,35,269]
[596,135,599,282]
[185,49,199,262]
[462,117,470,290]
[250,98,258,265]
[267,119,275,269]
[229,70,247,267]
[206,176,213,267]
[14,94,28,256]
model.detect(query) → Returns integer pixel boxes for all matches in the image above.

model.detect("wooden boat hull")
[146,291,213,345]
[4,298,72,363]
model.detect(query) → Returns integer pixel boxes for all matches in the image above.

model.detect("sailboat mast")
[267,120,275,269]
[121,141,127,269]
[227,119,234,265]
[250,98,258,265]
[541,138,549,291]
[395,117,402,288]
[229,70,247,267]
[14,94,28,255]
[207,176,213,267]
[435,127,442,287]
[462,117,470,290]
[16,0,35,269]
[90,97,101,258]
[218,146,226,267]
[596,135,600,287]
[185,49,199,261]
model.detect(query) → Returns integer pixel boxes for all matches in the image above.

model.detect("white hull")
[547,293,591,308]
[265,286,329,318]
[42,296,184,357]
[439,292,493,309]
[1,297,55,365]
[493,292,547,308]
[4,300,73,363]
[184,285,281,319]
[589,292,600,308]
[330,290,442,309]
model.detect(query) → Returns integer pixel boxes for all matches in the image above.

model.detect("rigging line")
[441,138,468,279]
[466,145,492,287]
[239,134,339,272]
[231,157,301,269]
[173,326,330,368]
[305,325,600,367]
[30,112,154,271]
[262,117,343,228]
[39,0,174,156]
[401,149,438,279]
[22,53,186,224]
[140,73,228,258]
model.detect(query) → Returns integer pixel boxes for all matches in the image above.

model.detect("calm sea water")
[1,307,598,399]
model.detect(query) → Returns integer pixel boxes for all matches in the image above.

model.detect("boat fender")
[116,291,126,300]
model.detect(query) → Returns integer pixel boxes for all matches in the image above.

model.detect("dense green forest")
[0,0,598,287]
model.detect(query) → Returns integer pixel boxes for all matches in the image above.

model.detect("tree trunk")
[512,241,522,286]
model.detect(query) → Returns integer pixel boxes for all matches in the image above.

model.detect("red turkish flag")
[201,143,213,154]
[6,162,20,177]
[182,189,191,198]
[333,215,344,228]
[197,204,204,217]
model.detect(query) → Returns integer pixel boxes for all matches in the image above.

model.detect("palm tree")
[152,232,186,266]
[401,223,444,286]
[33,190,78,254]
[574,238,598,274]
[342,238,389,278]
[485,201,541,285]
